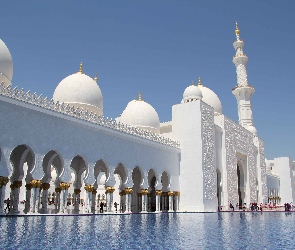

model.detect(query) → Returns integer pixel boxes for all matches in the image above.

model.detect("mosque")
[0,23,293,214]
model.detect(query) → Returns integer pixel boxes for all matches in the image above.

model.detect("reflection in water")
[0,213,295,249]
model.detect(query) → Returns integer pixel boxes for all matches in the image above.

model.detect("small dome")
[198,78,222,115]
[247,125,257,135]
[183,81,203,103]
[118,93,160,134]
[53,64,103,116]
[0,39,13,86]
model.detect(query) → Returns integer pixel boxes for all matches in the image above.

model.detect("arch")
[10,144,35,182]
[161,171,170,192]
[42,150,64,184]
[70,155,87,189]
[114,163,127,191]
[148,169,157,212]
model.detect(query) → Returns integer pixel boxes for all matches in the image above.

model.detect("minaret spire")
[79,62,83,73]
[232,22,257,135]
[235,21,240,41]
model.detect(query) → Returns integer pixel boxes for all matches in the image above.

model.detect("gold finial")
[235,21,240,35]
[191,80,195,86]
[94,72,98,82]
[138,92,142,101]
[79,62,83,73]
[198,76,203,86]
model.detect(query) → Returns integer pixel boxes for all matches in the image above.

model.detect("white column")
[119,192,124,213]
[24,184,31,213]
[0,177,9,214]
[141,189,148,212]
[174,192,180,211]
[73,189,81,212]
[106,186,115,213]
[11,181,22,214]
[91,190,97,213]
[84,185,94,213]
[168,192,174,212]
[59,183,70,214]
[155,190,162,212]
[41,183,50,213]
[54,187,61,212]
[124,188,132,213]
[28,180,42,214]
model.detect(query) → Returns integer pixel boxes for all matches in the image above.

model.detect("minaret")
[232,22,257,135]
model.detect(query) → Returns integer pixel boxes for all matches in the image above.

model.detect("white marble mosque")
[0,23,293,215]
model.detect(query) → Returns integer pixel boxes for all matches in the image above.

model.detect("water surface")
[0,212,294,249]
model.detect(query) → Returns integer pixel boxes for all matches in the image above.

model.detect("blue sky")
[0,1,294,160]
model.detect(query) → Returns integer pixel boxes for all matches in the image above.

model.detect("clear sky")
[0,1,294,160]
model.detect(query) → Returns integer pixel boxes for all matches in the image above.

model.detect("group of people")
[227,201,295,212]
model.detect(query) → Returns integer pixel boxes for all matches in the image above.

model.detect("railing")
[0,83,180,148]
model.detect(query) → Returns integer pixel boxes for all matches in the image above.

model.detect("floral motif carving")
[201,104,216,200]
[258,138,268,202]
[224,117,256,203]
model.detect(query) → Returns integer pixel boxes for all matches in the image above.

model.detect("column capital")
[106,186,115,194]
[161,192,168,197]
[25,183,32,190]
[55,187,61,193]
[13,180,22,188]
[155,190,162,196]
[74,189,81,194]
[141,189,149,195]
[0,176,9,187]
[92,189,97,195]
[42,183,51,190]
[174,191,180,196]
[119,190,125,196]
[84,185,94,192]
[30,180,42,188]
[124,187,133,194]
[60,182,70,190]
[168,191,174,196]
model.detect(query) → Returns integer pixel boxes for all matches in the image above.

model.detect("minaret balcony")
[233,54,248,65]
[233,40,244,50]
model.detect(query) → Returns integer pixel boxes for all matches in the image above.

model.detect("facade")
[0,23,293,214]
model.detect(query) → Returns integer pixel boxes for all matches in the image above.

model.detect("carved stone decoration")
[59,158,72,183]
[225,117,256,204]
[1,147,13,177]
[201,104,216,200]
[0,84,180,148]
[258,138,268,202]
[31,154,45,180]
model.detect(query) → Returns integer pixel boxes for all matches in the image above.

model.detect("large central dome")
[53,63,103,116]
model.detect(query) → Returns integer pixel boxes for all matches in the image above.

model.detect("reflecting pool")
[0,212,294,249]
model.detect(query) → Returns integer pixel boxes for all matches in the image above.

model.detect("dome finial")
[79,62,83,73]
[138,92,142,101]
[191,80,195,86]
[94,72,98,82]
[198,76,203,86]
[235,21,240,39]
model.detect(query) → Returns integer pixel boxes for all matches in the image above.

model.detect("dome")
[183,81,203,103]
[118,93,160,134]
[247,125,257,135]
[197,78,222,115]
[0,39,13,86]
[53,64,103,116]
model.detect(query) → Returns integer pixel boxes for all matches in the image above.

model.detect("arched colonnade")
[0,144,180,214]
